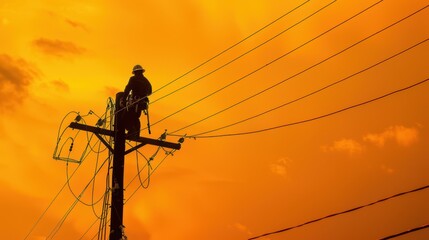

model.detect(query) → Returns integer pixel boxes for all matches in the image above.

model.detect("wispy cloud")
[322,125,420,156]
[231,222,253,236]
[45,11,89,32]
[65,18,89,31]
[364,125,419,147]
[0,54,38,111]
[32,38,85,58]
[270,158,291,177]
[322,138,364,155]
[50,80,70,92]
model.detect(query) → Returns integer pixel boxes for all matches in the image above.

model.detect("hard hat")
[132,64,144,73]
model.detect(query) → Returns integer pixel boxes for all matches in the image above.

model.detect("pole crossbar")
[69,122,181,150]
[94,133,114,153]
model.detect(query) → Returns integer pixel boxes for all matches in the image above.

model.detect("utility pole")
[69,92,181,240]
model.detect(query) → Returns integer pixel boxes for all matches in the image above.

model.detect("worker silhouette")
[123,64,152,139]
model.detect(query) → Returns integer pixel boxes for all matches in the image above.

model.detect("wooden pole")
[110,92,126,240]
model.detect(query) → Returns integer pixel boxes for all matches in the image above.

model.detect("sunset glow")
[1,1,429,239]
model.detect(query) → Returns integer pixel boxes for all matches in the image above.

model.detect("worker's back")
[124,73,152,99]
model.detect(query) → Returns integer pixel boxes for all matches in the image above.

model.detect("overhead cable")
[379,224,429,240]
[151,0,310,96]
[149,0,383,127]
[170,37,428,136]
[80,148,178,240]
[184,77,429,139]
[24,111,107,239]
[46,155,111,239]
[150,0,332,104]
[249,184,429,240]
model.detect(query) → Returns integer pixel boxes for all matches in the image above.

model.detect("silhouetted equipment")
[69,92,180,240]
[123,93,151,136]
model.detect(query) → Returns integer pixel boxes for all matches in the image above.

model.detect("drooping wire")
[53,111,88,163]
[23,149,84,240]
[46,155,111,240]
[91,139,107,218]
[126,149,177,204]
[249,184,429,240]
[44,99,114,239]
[46,194,80,240]
[24,111,95,240]
[121,0,382,140]
[53,111,79,159]
[135,146,152,189]
[379,224,429,240]
[77,100,115,240]
[97,99,115,240]
[111,0,322,124]
[66,135,104,207]
[151,0,310,96]
[169,37,429,136]
[181,77,429,139]
[148,0,383,128]
[80,147,178,240]
[150,0,327,105]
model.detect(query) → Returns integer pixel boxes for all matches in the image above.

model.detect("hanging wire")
[249,184,429,240]
[182,78,429,139]
[111,0,333,126]
[379,224,429,240]
[146,0,383,129]
[149,0,328,105]
[151,0,310,96]
[80,146,179,240]
[169,37,429,136]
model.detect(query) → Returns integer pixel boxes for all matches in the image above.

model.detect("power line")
[249,184,429,240]
[111,0,320,125]
[184,77,429,139]
[79,148,177,240]
[166,2,429,138]
[126,149,177,203]
[150,0,310,96]
[148,0,384,128]
[79,132,179,239]
[27,103,115,240]
[380,224,429,240]
[169,37,429,135]
[65,136,107,207]
[46,155,112,240]
[150,0,331,104]
[24,111,106,239]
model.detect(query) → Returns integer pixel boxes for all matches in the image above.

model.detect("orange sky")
[1,0,429,239]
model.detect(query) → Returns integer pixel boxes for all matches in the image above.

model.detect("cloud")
[322,125,419,156]
[50,80,70,92]
[33,38,85,57]
[364,125,419,147]
[0,54,38,110]
[65,18,89,31]
[270,158,291,177]
[231,222,253,236]
[45,11,88,31]
[322,138,364,155]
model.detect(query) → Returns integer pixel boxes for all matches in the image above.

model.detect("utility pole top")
[68,92,181,240]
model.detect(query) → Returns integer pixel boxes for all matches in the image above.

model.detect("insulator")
[74,115,82,122]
